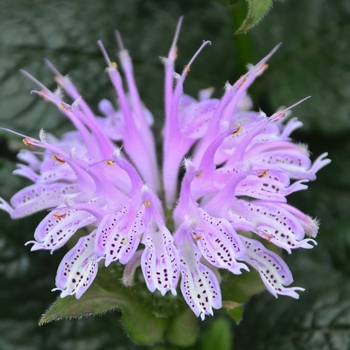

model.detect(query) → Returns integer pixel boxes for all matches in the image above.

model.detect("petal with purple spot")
[141,220,179,296]
[95,206,145,265]
[28,207,96,253]
[178,236,222,320]
[195,209,248,274]
[54,230,98,299]
[10,182,79,218]
[231,199,316,252]
[240,236,304,298]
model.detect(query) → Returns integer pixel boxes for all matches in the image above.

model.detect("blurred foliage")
[0,0,350,349]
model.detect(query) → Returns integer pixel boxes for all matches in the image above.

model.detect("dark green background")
[1,0,350,349]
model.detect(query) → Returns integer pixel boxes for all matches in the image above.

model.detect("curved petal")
[100,208,144,266]
[195,209,248,274]
[177,234,222,320]
[231,199,317,252]
[27,207,96,253]
[54,230,98,299]
[240,237,304,298]
[141,220,179,296]
[10,182,79,218]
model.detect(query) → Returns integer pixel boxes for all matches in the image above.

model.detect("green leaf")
[39,265,168,345]
[250,0,350,134]
[165,308,198,346]
[201,318,233,350]
[235,281,350,349]
[220,266,265,323]
[221,267,265,303]
[120,300,169,345]
[39,264,199,346]
[39,284,123,324]
[236,0,274,34]
[40,284,170,345]
[223,301,243,324]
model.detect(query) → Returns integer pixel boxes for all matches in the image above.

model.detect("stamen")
[270,96,311,122]
[261,233,273,242]
[52,155,65,164]
[97,40,114,68]
[231,124,242,136]
[59,102,72,112]
[255,42,282,69]
[256,63,269,76]
[257,170,268,178]
[105,160,115,165]
[168,16,184,59]
[30,90,57,105]
[144,201,151,207]
[0,128,42,147]
[285,96,311,112]
[196,170,203,178]
[20,70,52,94]
[30,88,62,104]
[53,212,67,220]
[44,59,62,77]
[182,40,211,76]
[23,138,37,148]
[115,30,125,50]
[237,75,248,88]
[39,89,51,102]
[192,232,202,241]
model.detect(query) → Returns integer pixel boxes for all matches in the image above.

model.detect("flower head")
[0,18,330,320]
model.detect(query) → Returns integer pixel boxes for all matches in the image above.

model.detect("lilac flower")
[0,18,330,321]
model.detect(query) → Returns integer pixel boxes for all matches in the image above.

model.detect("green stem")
[231,2,253,75]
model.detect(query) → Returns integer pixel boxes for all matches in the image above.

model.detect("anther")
[258,170,268,178]
[144,201,151,207]
[183,65,190,73]
[196,170,203,178]
[261,233,273,242]
[270,110,286,122]
[52,155,65,164]
[105,160,115,165]
[270,96,311,122]
[53,212,67,220]
[231,124,242,136]
[22,138,37,148]
[192,232,202,241]
[237,76,248,88]
[54,76,64,85]
[39,89,51,102]
[181,40,211,77]
[168,16,183,60]
[256,63,269,76]
[59,103,72,112]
